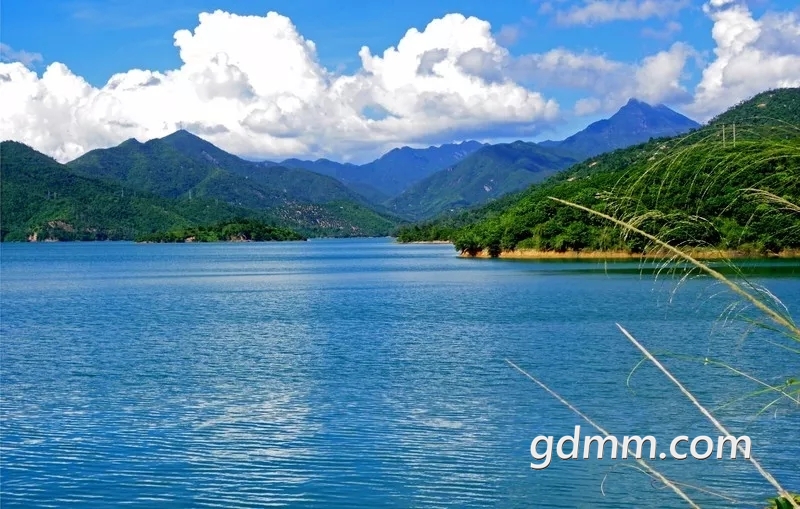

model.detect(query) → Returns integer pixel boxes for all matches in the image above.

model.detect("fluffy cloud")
[2,3,799,162]
[0,11,558,163]
[555,0,688,26]
[456,42,693,116]
[688,0,800,118]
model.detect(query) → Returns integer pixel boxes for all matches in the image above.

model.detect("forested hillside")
[0,141,399,241]
[0,141,255,241]
[397,88,800,257]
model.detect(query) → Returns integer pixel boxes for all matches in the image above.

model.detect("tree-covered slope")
[64,131,402,236]
[136,218,307,243]
[0,141,254,241]
[0,141,400,241]
[69,130,373,208]
[386,141,577,220]
[709,88,800,127]
[397,88,800,257]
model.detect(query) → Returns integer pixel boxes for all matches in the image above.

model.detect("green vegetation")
[710,88,800,128]
[135,218,306,243]
[0,141,256,241]
[1,136,402,242]
[397,88,800,258]
[270,200,404,238]
[769,494,800,509]
[62,130,401,237]
[67,130,372,207]
[387,141,577,220]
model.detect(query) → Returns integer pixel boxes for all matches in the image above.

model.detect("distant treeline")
[135,219,307,243]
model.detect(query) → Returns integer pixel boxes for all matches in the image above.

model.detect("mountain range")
[1,135,401,241]
[278,140,486,201]
[68,130,374,209]
[382,98,699,219]
[395,87,800,256]
[386,141,578,220]
[1,98,702,241]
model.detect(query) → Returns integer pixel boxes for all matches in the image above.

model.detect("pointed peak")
[623,98,652,109]
[163,129,199,140]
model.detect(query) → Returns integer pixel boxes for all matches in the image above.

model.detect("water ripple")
[1,240,798,508]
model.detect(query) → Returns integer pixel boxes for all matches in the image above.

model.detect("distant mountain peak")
[540,100,699,159]
[617,98,661,114]
[163,129,201,141]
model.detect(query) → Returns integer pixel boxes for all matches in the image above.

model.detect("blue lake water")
[1,238,799,508]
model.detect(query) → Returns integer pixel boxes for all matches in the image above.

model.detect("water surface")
[2,239,799,508]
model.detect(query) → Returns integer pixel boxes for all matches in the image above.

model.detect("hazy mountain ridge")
[539,99,700,159]
[277,140,486,198]
[386,141,578,220]
[383,100,699,219]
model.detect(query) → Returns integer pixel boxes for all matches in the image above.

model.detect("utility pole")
[722,124,726,147]
[733,123,736,147]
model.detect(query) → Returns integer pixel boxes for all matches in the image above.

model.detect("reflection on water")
[1,239,798,508]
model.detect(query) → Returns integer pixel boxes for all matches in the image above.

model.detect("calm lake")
[1,238,798,508]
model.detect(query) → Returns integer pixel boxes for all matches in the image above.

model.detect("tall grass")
[510,123,800,508]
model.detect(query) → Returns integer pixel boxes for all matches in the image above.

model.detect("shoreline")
[459,248,800,260]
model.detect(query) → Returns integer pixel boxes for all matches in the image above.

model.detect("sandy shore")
[403,240,453,244]
[459,248,800,260]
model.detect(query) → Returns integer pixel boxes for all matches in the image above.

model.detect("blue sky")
[1,0,799,162]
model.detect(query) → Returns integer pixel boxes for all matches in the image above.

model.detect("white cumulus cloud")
[2,4,799,162]
[688,0,800,119]
[0,11,559,163]
[458,42,694,116]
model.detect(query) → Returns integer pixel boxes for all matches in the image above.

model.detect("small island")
[135,219,307,243]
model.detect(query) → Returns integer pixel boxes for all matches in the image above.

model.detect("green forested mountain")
[397,88,800,256]
[0,141,400,241]
[385,100,699,221]
[68,130,374,208]
[0,141,256,241]
[61,131,401,237]
[387,141,577,220]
